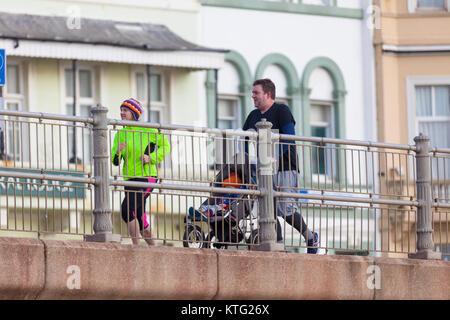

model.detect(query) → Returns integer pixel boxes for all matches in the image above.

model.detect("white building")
[197,0,378,254]
[198,0,376,141]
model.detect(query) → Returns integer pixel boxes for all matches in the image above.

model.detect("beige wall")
[380,0,408,14]
[102,63,131,119]
[32,59,61,114]
[382,16,450,45]
[376,0,450,143]
[169,69,202,125]
[375,0,450,254]
[379,54,402,143]
[379,0,450,46]
[27,59,134,119]
[380,53,450,145]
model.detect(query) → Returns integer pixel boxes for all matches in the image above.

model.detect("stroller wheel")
[205,232,228,250]
[246,229,260,245]
[183,225,206,248]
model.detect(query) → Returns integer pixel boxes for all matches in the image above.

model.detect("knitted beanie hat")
[121,98,143,120]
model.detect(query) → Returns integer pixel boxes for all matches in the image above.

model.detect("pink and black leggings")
[121,177,158,231]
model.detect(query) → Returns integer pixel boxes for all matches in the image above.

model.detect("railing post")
[86,105,121,243]
[409,133,441,259]
[253,119,284,252]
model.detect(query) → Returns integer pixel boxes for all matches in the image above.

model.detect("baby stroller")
[183,155,258,249]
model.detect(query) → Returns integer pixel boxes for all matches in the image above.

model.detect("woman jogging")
[111,98,171,245]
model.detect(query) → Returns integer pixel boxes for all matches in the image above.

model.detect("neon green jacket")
[111,126,170,179]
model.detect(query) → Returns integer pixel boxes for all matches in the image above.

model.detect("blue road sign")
[0,49,5,86]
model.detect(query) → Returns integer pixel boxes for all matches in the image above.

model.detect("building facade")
[197,0,378,253]
[374,0,450,147]
[0,0,226,241]
[0,0,224,129]
[198,0,376,140]
[373,0,450,259]
[0,0,385,252]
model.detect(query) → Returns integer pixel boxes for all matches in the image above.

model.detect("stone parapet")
[0,237,448,300]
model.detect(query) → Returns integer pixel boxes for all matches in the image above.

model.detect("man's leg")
[285,212,313,242]
[273,197,283,242]
[277,170,319,253]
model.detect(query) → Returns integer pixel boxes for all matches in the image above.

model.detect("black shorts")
[121,177,158,230]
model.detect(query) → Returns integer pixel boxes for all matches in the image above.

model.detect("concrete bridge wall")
[0,237,448,300]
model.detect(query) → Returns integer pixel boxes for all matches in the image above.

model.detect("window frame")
[60,61,99,164]
[435,244,450,261]
[3,59,28,162]
[3,99,24,162]
[309,100,335,178]
[4,60,26,109]
[406,76,450,147]
[415,85,450,124]
[408,0,450,12]
[130,65,167,123]
[62,64,98,116]
[217,93,242,130]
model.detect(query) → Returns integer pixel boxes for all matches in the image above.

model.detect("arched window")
[309,67,335,175]
[262,64,290,105]
[301,57,346,139]
[206,50,251,129]
[255,53,301,133]
[205,51,252,164]
[301,57,347,181]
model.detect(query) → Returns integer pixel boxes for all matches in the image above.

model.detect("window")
[64,66,97,164]
[132,67,169,171]
[435,244,450,261]
[412,84,450,195]
[415,85,450,149]
[310,103,334,175]
[417,0,446,8]
[263,64,291,107]
[133,68,166,123]
[217,62,242,130]
[407,77,450,201]
[308,67,336,177]
[3,61,27,162]
[215,95,242,165]
[409,0,450,12]
[211,62,244,167]
[217,96,241,129]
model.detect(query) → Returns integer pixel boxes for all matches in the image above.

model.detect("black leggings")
[121,177,157,230]
[276,212,308,242]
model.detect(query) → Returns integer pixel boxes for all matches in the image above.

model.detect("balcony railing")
[0,107,447,260]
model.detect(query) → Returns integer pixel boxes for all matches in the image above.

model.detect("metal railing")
[0,107,448,260]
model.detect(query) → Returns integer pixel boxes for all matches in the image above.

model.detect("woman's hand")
[141,154,151,164]
[117,143,126,154]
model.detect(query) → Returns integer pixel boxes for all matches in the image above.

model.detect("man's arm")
[280,122,295,154]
